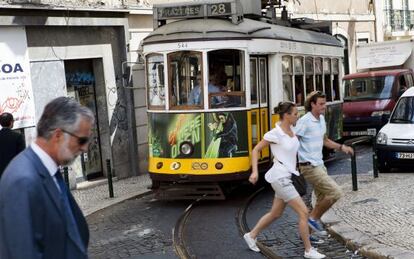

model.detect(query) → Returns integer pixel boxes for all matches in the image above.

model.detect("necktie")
[55,170,85,252]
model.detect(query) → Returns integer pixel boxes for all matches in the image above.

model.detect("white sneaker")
[304,247,326,259]
[243,232,260,252]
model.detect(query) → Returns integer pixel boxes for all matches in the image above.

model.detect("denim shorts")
[270,177,299,202]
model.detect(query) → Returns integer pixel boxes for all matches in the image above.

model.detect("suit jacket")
[0,128,25,177]
[0,147,89,259]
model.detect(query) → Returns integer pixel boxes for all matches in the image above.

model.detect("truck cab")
[342,69,414,137]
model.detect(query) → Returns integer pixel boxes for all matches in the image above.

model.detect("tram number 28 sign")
[157,2,232,19]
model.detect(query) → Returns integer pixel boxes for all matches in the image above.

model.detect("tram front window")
[168,51,202,109]
[208,49,245,108]
[146,54,165,108]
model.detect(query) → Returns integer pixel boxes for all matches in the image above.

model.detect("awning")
[357,40,412,70]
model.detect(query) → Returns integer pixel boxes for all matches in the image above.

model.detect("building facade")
[375,0,414,41]
[285,0,376,74]
[0,0,153,188]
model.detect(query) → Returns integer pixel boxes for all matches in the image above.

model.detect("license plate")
[349,129,377,136]
[350,131,368,136]
[396,152,414,159]
[367,128,377,136]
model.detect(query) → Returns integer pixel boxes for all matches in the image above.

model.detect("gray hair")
[37,96,95,139]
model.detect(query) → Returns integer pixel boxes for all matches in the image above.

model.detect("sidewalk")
[322,172,414,259]
[72,174,152,216]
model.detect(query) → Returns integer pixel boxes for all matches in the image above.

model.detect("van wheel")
[378,163,390,173]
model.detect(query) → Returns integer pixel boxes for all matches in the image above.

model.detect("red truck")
[342,40,414,137]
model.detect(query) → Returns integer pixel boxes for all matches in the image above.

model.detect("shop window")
[146,54,165,108]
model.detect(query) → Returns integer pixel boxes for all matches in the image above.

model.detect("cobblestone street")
[247,186,366,259]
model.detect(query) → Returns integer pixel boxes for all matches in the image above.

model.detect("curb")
[84,190,153,217]
[322,208,414,259]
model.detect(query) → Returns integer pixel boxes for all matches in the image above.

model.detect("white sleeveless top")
[263,124,300,183]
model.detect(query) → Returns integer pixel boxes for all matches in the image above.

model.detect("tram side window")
[315,57,323,92]
[305,57,315,96]
[147,54,165,108]
[168,51,202,108]
[323,58,333,101]
[250,58,258,104]
[294,57,304,106]
[208,49,245,108]
[332,58,340,100]
[282,56,294,102]
[259,58,267,104]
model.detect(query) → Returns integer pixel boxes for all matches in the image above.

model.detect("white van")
[376,87,414,172]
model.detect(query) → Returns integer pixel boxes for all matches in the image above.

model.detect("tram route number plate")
[396,152,414,159]
[207,3,232,16]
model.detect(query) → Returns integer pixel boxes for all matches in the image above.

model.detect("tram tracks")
[172,194,207,259]
[237,186,282,259]
[173,185,282,259]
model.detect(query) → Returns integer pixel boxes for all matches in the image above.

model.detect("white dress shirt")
[31,142,61,191]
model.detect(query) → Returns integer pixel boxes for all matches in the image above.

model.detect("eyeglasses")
[60,129,91,145]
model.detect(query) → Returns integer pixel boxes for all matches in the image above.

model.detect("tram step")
[155,183,225,200]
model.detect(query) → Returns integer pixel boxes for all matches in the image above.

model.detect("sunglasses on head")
[60,129,91,145]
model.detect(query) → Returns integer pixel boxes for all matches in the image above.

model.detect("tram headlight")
[170,162,181,170]
[180,141,194,156]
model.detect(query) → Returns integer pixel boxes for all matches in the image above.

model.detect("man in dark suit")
[0,112,25,177]
[0,97,94,259]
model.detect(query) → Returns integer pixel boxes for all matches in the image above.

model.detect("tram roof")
[142,18,342,47]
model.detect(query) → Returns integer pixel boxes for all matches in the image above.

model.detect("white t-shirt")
[263,124,300,183]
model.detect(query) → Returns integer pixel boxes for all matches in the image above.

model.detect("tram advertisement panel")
[149,113,202,158]
[148,111,248,158]
[204,111,248,158]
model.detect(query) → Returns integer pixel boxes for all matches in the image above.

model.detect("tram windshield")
[207,49,245,108]
[147,54,165,108]
[165,49,245,110]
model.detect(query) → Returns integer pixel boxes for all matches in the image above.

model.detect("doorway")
[65,59,103,180]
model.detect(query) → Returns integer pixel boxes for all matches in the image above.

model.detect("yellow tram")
[142,0,344,198]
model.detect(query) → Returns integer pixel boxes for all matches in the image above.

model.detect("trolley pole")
[106,159,114,198]
[63,166,70,189]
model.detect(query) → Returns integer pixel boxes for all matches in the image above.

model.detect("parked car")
[375,87,414,172]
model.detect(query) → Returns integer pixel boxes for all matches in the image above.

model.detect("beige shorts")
[270,177,300,202]
[299,164,343,203]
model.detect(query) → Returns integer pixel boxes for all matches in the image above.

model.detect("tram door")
[250,56,269,160]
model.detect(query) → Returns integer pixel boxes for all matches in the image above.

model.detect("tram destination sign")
[156,1,234,20]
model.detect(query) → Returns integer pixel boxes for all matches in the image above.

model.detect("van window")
[343,75,395,101]
[404,73,413,88]
[390,96,414,123]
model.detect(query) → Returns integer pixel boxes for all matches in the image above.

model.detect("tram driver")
[188,72,224,106]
